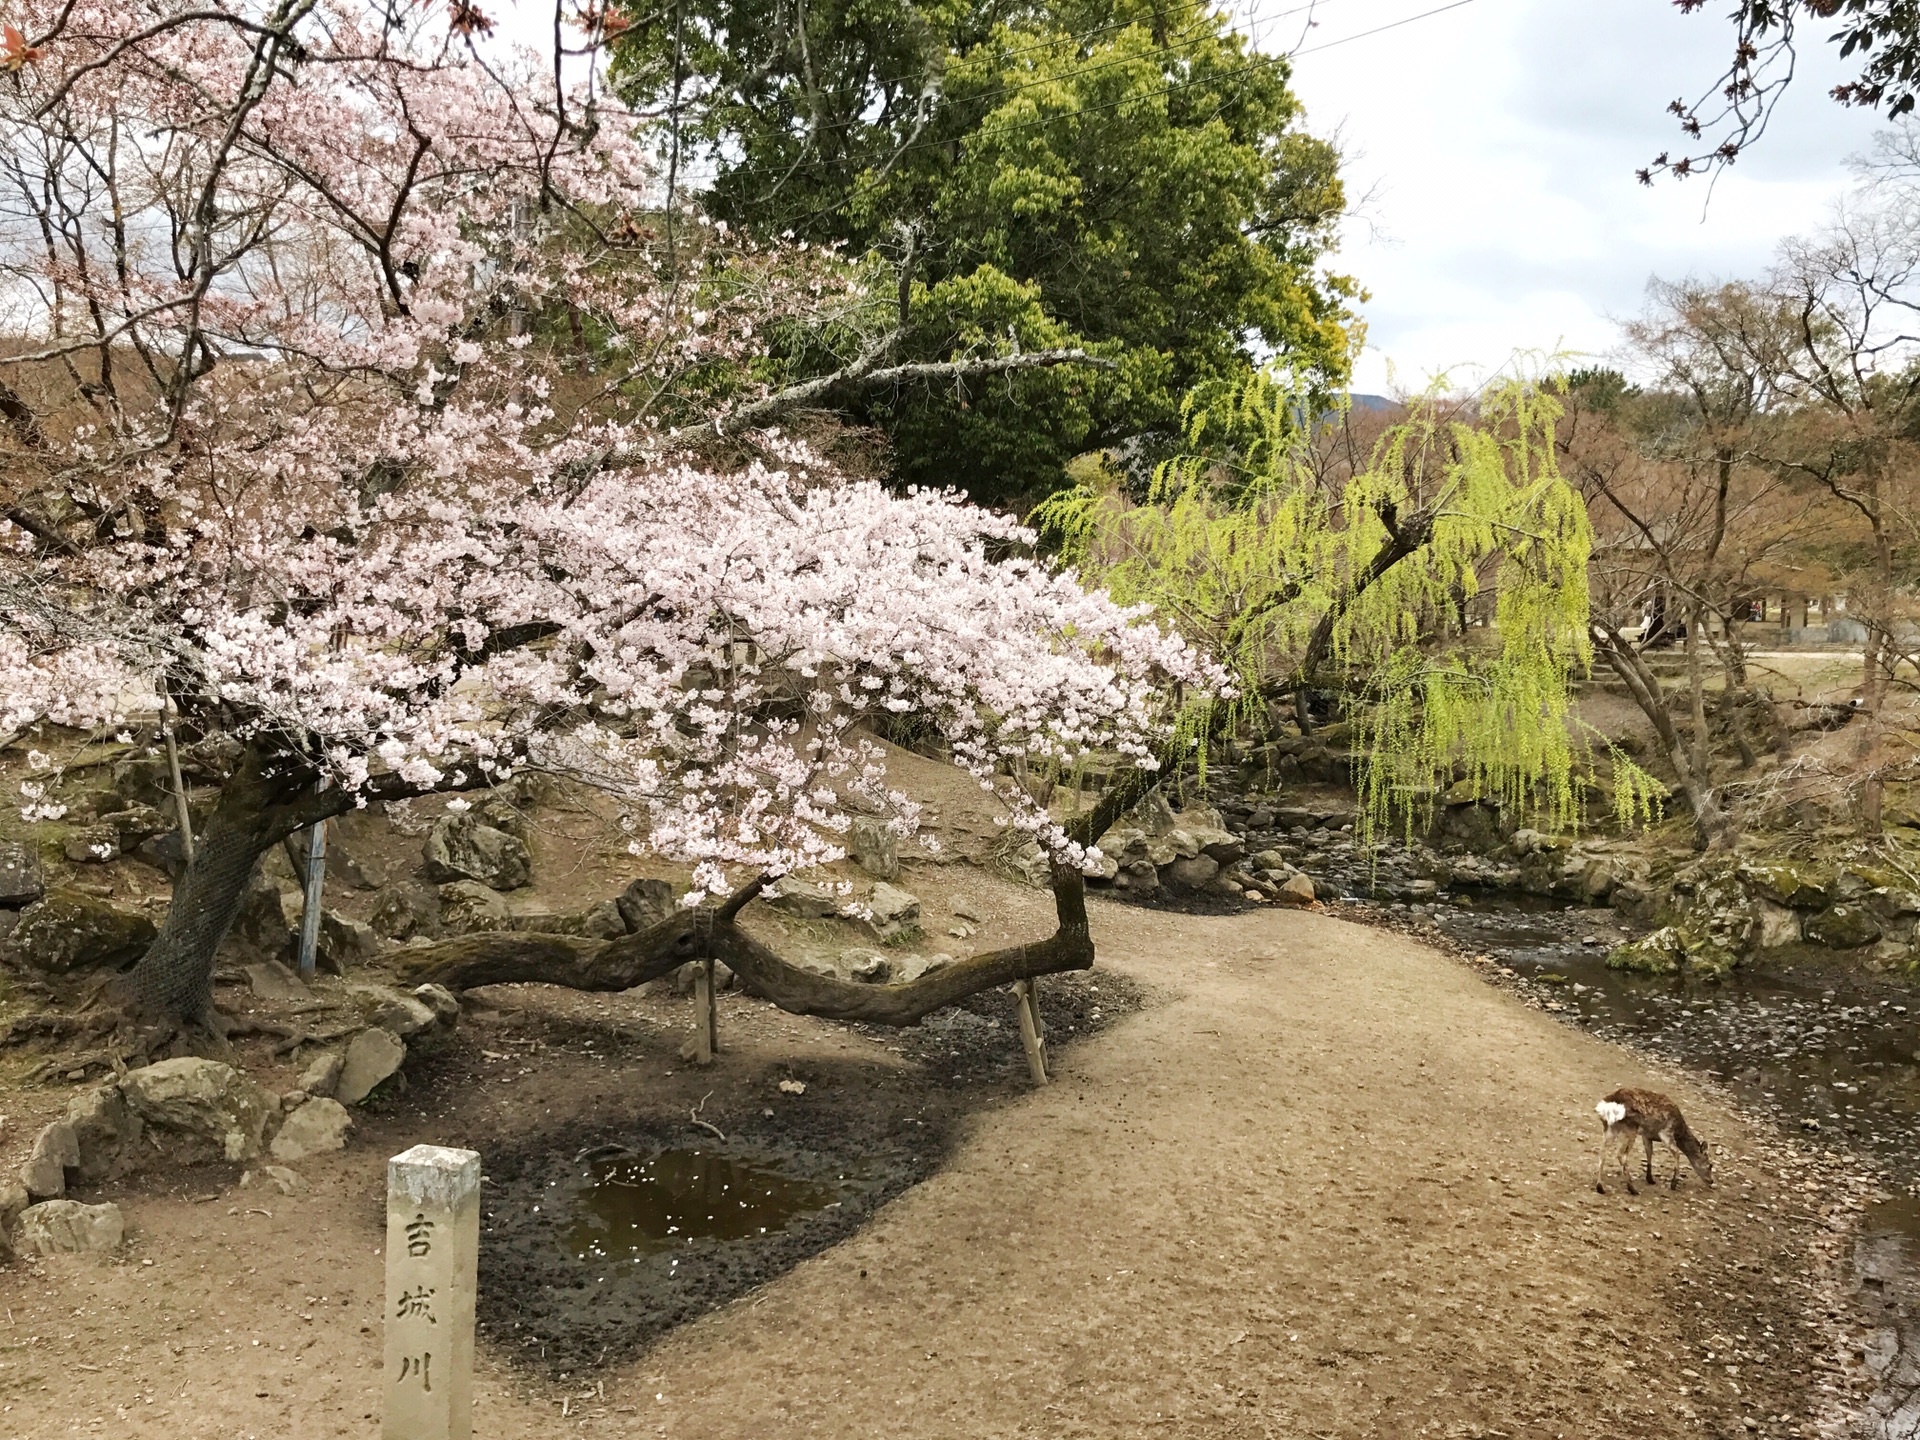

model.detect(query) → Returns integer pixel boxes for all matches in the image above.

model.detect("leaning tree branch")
[394,864,1094,1026]
[718,347,1116,435]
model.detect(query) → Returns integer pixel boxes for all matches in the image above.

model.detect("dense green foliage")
[613,0,1357,504]
[1035,368,1663,838]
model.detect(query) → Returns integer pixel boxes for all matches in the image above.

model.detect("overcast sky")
[1267,0,1885,393]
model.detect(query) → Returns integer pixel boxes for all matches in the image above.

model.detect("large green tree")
[613,0,1357,504]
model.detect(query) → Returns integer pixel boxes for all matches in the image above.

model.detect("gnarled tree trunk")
[397,863,1098,1027]
[115,746,339,1028]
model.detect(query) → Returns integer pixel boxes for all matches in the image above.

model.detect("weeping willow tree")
[1037,365,1663,846]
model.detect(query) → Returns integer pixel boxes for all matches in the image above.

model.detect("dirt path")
[1,903,1858,1439]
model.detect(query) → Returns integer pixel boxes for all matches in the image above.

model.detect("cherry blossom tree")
[0,0,1210,1048]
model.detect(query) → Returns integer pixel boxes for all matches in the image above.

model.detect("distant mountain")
[1347,393,1398,412]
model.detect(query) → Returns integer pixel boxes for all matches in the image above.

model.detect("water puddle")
[567,1147,868,1263]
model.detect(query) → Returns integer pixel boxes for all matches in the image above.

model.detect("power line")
[1291,0,1482,57]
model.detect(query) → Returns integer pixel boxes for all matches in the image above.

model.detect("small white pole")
[384,1145,480,1440]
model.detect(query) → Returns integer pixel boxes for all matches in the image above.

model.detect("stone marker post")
[384,1144,480,1440]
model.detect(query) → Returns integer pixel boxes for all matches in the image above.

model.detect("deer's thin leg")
[1597,1128,1612,1193]
[1643,1134,1657,1185]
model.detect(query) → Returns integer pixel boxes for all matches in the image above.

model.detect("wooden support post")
[384,1145,480,1440]
[693,957,715,1066]
[297,819,327,977]
[704,954,718,1055]
[1013,979,1048,1085]
[158,684,194,864]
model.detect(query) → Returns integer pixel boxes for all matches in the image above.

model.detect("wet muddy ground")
[468,971,1150,1374]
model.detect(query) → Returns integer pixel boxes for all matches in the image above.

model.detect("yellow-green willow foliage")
[1035,366,1664,841]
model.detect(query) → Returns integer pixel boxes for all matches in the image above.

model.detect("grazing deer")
[1595,1088,1714,1195]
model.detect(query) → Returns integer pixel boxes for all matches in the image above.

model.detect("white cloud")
[1272,0,1882,392]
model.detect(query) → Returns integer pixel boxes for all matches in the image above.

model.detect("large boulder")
[371,885,439,941]
[849,817,900,880]
[1737,862,1832,910]
[423,814,530,891]
[64,1083,144,1183]
[1272,873,1317,907]
[21,1121,78,1198]
[765,877,841,919]
[0,889,157,973]
[61,823,121,864]
[1165,855,1221,891]
[97,805,170,849]
[12,1200,123,1257]
[1607,927,1689,977]
[119,1058,276,1162]
[346,982,440,1039]
[318,909,382,969]
[335,1027,407,1105]
[616,877,677,932]
[436,879,510,935]
[0,840,44,908]
[863,882,921,941]
[1805,903,1884,951]
[231,874,301,955]
[269,1098,352,1162]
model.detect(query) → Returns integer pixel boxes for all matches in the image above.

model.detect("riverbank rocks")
[269,1098,352,1162]
[12,1200,123,1257]
[1098,794,1244,892]
[424,812,531,891]
[1607,926,1690,977]
[1166,855,1220,891]
[0,888,157,973]
[1805,903,1884,951]
[0,841,43,907]
[1737,863,1832,910]
[1272,873,1316,907]
[120,1058,276,1162]
[335,1027,406,1105]
[863,882,920,941]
